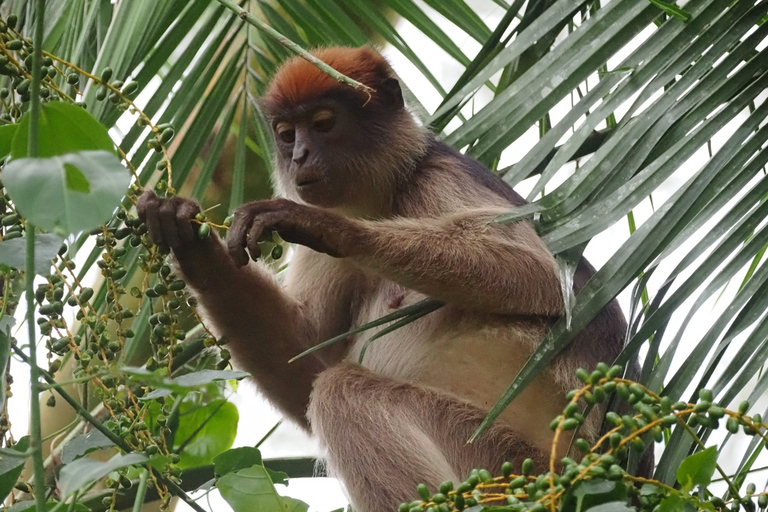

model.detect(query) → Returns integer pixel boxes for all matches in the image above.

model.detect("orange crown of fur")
[263,46,393,112]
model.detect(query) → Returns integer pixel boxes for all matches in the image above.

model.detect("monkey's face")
[269,96,390,210]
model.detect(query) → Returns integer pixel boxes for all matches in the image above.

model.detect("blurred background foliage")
[0,0,767,509]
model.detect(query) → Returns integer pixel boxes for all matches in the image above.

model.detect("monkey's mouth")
[296,176,322,189]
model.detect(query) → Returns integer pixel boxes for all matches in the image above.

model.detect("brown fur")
[137,46,627,511]
[263,47,397,115]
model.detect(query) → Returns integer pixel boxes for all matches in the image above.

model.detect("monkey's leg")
[308,362,549,512]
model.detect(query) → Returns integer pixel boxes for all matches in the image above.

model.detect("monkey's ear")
[379,77,404,109]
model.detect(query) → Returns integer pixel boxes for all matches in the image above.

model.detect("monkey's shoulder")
[395,137,525,217]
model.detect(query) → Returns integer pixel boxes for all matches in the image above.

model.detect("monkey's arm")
[137,193,332,428]
[351,210,563,316]
[229,200,562,317]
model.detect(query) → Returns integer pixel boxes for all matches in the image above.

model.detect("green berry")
[122,80,139,95]
[160,127,174,144]
[509,476,526,489]
[708,405,725,419]
[575,438,590,452]
[521,458,533,476]
[739,400,750,415]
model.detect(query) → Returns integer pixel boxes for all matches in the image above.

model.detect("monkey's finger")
[137,192,165,246]
[158,199,183,248]
[227,213,251,267]
[246,222,266,262]
[175,201,201,244]
[136,191,155,222]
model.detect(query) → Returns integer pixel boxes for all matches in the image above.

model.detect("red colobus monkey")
[138,46,626,511]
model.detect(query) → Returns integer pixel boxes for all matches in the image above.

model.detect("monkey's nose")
[293,145,309,165]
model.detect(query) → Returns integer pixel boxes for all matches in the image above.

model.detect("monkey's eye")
[312,110,335,133]
[275,122,295,144]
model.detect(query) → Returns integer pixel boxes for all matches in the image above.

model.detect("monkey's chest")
[345,281,565,452]
[347,282,438,379]
[346,281,535,383]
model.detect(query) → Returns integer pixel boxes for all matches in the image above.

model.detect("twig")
[214,0,375,98]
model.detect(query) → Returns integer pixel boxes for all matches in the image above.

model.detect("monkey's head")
[261,46,427,215]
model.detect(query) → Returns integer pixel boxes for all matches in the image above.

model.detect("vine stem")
[26,0,47,508]
[132,469,150,512]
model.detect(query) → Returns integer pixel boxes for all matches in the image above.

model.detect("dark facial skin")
[271,100,357,208]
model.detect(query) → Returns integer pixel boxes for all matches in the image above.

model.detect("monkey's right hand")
[137,191,231,287]
[137,191,207,250]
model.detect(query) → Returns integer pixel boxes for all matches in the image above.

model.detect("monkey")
[137,46,627,512]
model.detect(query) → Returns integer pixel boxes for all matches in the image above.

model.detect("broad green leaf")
[61,429,115,464]
[10,102,114,159]
[217,464,307,512]
[587,502,637,512]
[0,436,29,503]
[564,480,628,512]
[676,446,717,491]
[0,233,63,274]
[6,500,89,512]
[266,467,290,486]
[2,150,130,236]
[658,494,697,512]
[174,399,238,469]
[64,164,90,193]
[172,369,250,388]
[0,124,17,160]
[134,369,250,399]
[58,452,148,497]
[282,496,309,512]
[214,446,263,477]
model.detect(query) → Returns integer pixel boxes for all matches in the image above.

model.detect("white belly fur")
[347,283,566,455]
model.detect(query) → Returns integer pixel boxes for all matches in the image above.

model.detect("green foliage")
[218,464,308,512]
[0,0,763,511]
[676,446,717,492]
[0,436,28,503]
[58,453,150,498]
[174,398,239,469]
[9,101,115,159]
[403,368,768,512]
[0,232,61,274]
[3,150,129,235]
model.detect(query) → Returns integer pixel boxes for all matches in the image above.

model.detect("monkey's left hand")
[227,199,354,266]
